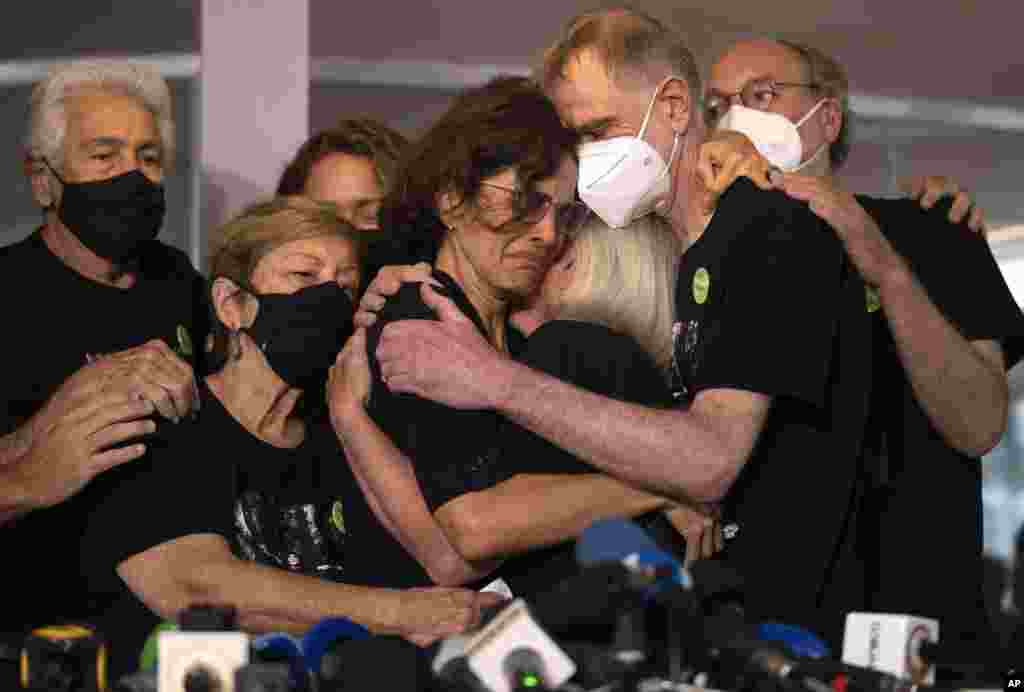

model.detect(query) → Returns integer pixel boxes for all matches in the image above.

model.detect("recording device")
[234,662,291,692]
[250,633,307,691]
[157,606,249,692]
[841,613,938,686]
[19,623,107,692]
[440,598,574,692]
[157,630,249,692]
[502,647,550,692]
[299,616,369,683]
[113,671,157,692]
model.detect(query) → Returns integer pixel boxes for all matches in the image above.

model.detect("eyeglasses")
[704,78,820,125]
[480,182,590,237]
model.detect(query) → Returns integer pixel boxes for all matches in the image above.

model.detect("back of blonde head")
[557,214,680,373]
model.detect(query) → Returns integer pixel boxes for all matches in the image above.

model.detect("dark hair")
[276,118,409,196]
[374,76,579,265]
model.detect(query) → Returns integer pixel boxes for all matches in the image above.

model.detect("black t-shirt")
[0,230,209,647]
[357,270,515,589]
[857,195,1024,663]
[670,179,873,649]
[492,320,679,598]
[75,380,362,678]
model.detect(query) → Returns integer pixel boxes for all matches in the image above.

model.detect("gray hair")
[27,60,175,171]
[540,7,702,103]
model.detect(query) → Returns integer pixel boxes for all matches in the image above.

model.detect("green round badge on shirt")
[865,286,881,313]
[693,267,711,305]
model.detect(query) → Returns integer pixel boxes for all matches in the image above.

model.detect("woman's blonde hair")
[556,213,681,374]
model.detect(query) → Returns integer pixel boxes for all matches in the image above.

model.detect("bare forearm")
[880,265,1009,456]
[332,408,498,585]
[492,361,740,502]
[440,473,671,561]
[190,559,407,635]
[0,437,42,524]
[125,542,407,636]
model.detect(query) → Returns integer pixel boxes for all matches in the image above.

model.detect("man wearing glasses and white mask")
[707,38,1024,673]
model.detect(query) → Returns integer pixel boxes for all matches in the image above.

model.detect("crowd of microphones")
[3,519,1014,692]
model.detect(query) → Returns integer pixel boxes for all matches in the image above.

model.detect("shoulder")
[525,321,647,363]
[856,193,978,250]
[716,178,836,250]
[704,179,841,276]
[524,320,668,404]
[0,231,45,273]
[140,241,204,284]
[377,280,438,324]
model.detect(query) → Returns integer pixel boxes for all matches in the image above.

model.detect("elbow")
[688,475,732,505]
[960,388,1010,459]
[424,553,471,587]
[440,501,500,563]
[687,452,745,504]
[965,410,1008,459]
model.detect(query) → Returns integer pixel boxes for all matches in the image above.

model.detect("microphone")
[841,613,938,686]
[250,632,308,690]
[435,653,487,692]
[300,617,370,681]
[503,647,550,692]
[576,518,693,595]
[20,624,107,692]
[758,623,832,660]
[451,598,575,692]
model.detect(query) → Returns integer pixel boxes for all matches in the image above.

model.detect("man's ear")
[820,98,843,147]
[26,156,56,209]
[211,277,255,331]
[660,77,693,137]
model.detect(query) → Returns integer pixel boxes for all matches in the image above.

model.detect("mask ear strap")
[40,158,67,186]
[638,75,677,140]
[794,98,827,129]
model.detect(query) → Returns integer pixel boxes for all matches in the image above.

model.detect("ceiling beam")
[1,54,1022,133]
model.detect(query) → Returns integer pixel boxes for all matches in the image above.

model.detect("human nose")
[529,204,559,247]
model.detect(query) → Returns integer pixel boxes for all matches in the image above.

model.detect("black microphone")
[503,647,551,692]
[526,562,645,640]
[435,654,486,692]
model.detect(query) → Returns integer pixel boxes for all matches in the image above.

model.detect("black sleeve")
[364,281,482,513]
[860,195,1024,369]
[80,417,236,568]
[497,321,671,477]
[692,193,846,408]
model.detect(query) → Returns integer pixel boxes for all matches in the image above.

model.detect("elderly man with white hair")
[0,58,206,656]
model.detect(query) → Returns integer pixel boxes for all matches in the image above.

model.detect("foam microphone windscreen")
[317,635,428,692]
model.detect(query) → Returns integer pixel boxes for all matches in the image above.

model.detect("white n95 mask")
[715,100,826,172]
[577,76,681,229]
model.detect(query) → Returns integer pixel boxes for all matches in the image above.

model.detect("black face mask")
[45,161,166,262]
[244,281,356,390]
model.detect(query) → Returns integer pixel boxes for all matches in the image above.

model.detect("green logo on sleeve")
[693,267,711,305]
[175,325,194,358]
